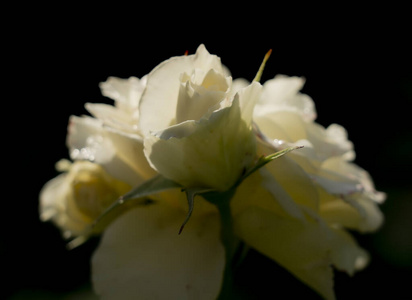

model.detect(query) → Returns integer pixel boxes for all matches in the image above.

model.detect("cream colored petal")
[254,114,292,142]
[175,71,228,124]
[231,169,302,219]
[39,173,68,223]
[232,171,284,218]
[237,81,262,125]
[354,196,384,231]
[67,115,109,162]
[140,55,194,135]
[103,127,157,182]
[85,103,138,134]
[303,122,354,161]
[313,169,361,195]
[39,173,91,238]
[258,168,306,220]
[192,44,225,73]
[144,96,255,191]
[256,75,316,122]
[140,45,224,136]
[230,78,249,96]
[235,206,370,299]
[255,111,308,142]
[99,76,145,109]
[257,141,319,211]
[234,206,336,300]
[328,227,370,275]
[319,189,384,233]
[301,207,371,275]
[92,203,224,300]
[259,75,305,107]
[67,115,144,186]
[257,112,353,163]
[320,157,386,203]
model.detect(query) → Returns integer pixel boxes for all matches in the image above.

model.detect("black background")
[4,6,412,299]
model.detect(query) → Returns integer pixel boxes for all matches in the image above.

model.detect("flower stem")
[203,189,238,299]
[217,200,237,299]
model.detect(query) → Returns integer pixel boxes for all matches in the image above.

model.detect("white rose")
[225,74,385,299]
[139,44,261,191]
[41,75,156,238]
[67,75,156,186]
[40,46,386,300]
[40,160,130,238]
[253,75,385,232]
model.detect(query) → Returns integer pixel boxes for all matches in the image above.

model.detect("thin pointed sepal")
[253,49,272,82]
[179,188,214,234]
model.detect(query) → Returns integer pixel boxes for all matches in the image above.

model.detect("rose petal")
[102,127,157,182]
[92,203,224,300]
[85,103,139,134]
[175,69,230,124]
[140,45,222,135]
[328,227,370,274]
[255,75,316,122]
[67,115,144,185]
[319,189,384,232]
[234,206,370,300]
[236,81,262,125]
[231,167,310,224]
[144,96,255,191]
[99,76,145,109]
[234,206,336,300]
[257,141,319,211]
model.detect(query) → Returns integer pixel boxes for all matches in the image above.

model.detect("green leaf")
[67,175,182,249]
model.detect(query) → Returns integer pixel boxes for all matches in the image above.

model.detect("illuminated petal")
[67,115,144,185]
[103,127,157,182]
[255,75,316,122]
[175,69,230,124]
[92,203,224,300]
[140,44,224,135]
[256,111,307,142]
[86,103,139,134]
[39,173,86,236]
[99,76,146,109]
[231,78,249,95]
[144,83,260,191]
[144,100,251,190]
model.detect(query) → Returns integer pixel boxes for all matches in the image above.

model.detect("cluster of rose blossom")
[40,45,385,300]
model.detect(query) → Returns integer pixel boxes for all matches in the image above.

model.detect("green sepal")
[178,188,214,234]
[67,175,182,249]
[253,49,272,82]
[239,146,303,185]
